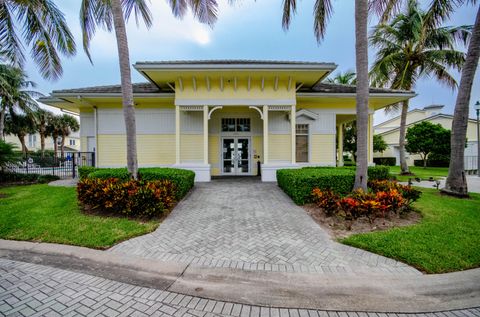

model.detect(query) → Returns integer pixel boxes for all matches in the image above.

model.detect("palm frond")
[0,2,25,67]
[368,0,401,23]
[122,0,153,27]
[166,0,188,19]
[188,0,218,26]
[281,0,297,30]
[313,0,332,43]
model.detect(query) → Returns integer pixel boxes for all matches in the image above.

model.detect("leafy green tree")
[0,139,19,171]
[46,115,62,154]
[0,64,40,137]
[405,121,450,168]
[343,121,388,160]
[370,0,470,175]
[373,134,387,153]
[0,0,76,80]
[4,113,36,155]
[58,114,79,157]
[326,71,356,84]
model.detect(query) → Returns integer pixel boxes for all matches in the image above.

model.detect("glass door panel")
[222,138,235,174]
[236,138,249,174]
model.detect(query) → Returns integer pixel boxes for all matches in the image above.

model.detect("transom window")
[221,118,251,132]
[296,124,309,163]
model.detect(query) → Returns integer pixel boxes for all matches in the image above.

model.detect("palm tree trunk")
[40,129,46,158]
[399,100,411,174]
[18,135,28,156]
[442,7,480,198]
[111,0,138,179]
[60,135,65,158]
[354,0,369,190]
[0,105,5,139]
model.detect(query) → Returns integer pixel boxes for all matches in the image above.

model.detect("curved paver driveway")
[110,178,419,275]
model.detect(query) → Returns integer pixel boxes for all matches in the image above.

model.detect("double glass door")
[222,138,250,175]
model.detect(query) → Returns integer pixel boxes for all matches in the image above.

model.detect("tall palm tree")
[326,71,357,84]
[354,0,370,190]
[0,64,41,137]
[282,0,370,190]
[80,0,219,179]
[33,108,53,157]
[443,7,480,197]
[46,114,62,154]
[58,114,80,157]
[4,112,36,155]
[370,0,470,175]
[0,0,76,80]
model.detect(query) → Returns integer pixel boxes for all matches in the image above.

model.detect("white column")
[369,114,374,165]
[291,105,296,164]
[338,123,344,166]
[175,105,180,164]
[263,105,269,164]
[203,105,208,165]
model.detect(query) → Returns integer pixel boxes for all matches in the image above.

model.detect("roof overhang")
[134,61,337,90]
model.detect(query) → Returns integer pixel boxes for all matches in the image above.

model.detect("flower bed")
[277,166,391,205]
[77,178,176,218]
[312,180,421,223]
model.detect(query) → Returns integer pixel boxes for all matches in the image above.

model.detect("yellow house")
[374,105,479,169]
[39,60,414,181]
[3,132,80,152]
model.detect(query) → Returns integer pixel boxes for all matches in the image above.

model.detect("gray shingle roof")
[301,83,413,94]
[52,83,164,94]
[51,82,413,95]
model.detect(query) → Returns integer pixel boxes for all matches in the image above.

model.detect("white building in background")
[3,131,81,152]
[374,105,478,170]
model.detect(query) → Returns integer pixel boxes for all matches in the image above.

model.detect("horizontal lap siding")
[181,134,203,163]
[138,135,175,165]
[98,135,126,166]
[209,136,220,176]
[269,134,291,161]
[311,134,335,165]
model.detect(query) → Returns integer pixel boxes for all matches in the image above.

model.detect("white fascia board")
[52,93,175,99]
[134,63,337,71]
[297,92,417,98]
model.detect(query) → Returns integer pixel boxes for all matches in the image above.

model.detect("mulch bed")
[303,204,422,239]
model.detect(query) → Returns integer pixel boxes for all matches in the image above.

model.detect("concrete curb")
[1,239,480,313]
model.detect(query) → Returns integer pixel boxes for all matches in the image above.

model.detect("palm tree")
[354,0,370,190]
[282,0,370,190]
[443,7,480,197]
[0,64,41,137]
[80,0,219,179]
[58,114,80,157]
[33,108,53,157]
[370,0,470,175]
[326,71,357,84]
[4,113,36,155]
[0,0,76,80]
[46,114,62,154]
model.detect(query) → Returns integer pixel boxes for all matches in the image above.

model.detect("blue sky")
[26,0,480,124]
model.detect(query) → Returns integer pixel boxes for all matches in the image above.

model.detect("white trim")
[180,105,203,111]
[298,92,417,98]
[175,99,296,106]
[192,77,197,91]
[274,76,279,91]
[208,106,223,120]
[291,105,296,164]
[93,106,98,167]
[206,76,211,91]
[175,106,180,164]
[53,93,175,99]
[249,106,264,120]
[178,77,184,91]
[134,63,337,71]
[295,109,319,120]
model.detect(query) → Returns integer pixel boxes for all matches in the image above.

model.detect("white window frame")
[295,123,310,163]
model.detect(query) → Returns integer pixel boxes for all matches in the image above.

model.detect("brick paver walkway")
[110,179,419,275]
[1,259,478,317]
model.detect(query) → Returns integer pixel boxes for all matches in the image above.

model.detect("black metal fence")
[4,152,95,179]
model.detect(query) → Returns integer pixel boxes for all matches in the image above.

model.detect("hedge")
[0,172,60,184]
[138,168,195,200]
[277,166,391,205]
[81,167,195,200]
[373,157,396,166]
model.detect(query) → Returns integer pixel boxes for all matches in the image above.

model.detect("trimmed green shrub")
[88,168,130,180]
[139,168,195,200]
[373,157,396,166]
[84,167,195,200]
[277,167,355,205]
[367,166,390,180]
[37,175,60,183]
[78,166,99,179]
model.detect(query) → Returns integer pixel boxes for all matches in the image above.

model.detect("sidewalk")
[401,175,480,193]
[1,239,479,315]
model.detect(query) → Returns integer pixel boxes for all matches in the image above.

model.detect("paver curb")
[1,239,480,313]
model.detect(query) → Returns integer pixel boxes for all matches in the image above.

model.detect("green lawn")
[0,184,159,249]
[342,188,480,273]
[389,166,449,182]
